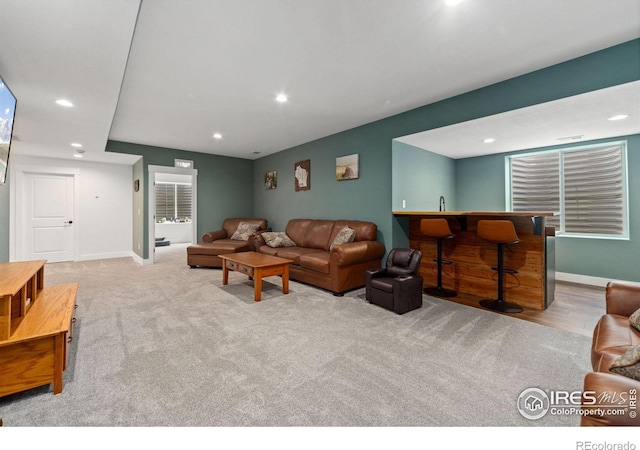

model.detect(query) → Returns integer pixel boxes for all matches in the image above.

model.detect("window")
[507,141,627,238]
[155,182,192,222]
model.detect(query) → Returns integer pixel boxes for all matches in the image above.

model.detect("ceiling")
[0,0,639,165]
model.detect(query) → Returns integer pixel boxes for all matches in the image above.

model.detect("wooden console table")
[0,260,46,340]
[394,211,555,310]
[0,260,78,396]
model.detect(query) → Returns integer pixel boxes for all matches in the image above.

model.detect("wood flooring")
[439,280,606,337]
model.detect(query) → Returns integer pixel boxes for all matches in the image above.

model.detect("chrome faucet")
[439,195,445,212]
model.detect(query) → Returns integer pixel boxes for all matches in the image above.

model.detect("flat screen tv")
[0,74,17,185]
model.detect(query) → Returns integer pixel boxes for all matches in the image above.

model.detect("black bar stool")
[476,220,522,313]
[420,218,457,297]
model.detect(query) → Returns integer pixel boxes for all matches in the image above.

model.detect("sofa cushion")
[187,240,250,255]
[630,308,640,332]
[258,245,280,257]
[591,314,640,369]
[262,231,296,248]
[609,343,640,381]
[230,222,260,241]
[299,252,330,274]
[330,226,355,250]
[276,247,324,265]
[304,220,336,250]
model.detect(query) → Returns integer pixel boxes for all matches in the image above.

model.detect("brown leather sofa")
[581,281,640,426]
[187,218,268,268]
[251,218,386,295]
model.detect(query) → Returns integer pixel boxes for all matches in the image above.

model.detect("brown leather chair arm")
[605,281,640,317]
[332,241,386,266]
[249,232,267,251]
[202,229,227,243]
[581,371,640,426]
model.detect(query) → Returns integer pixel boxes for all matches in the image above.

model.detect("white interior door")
[22,172,75,262]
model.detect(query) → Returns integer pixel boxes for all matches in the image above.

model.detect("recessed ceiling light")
[213,133,223,139]
[55,99,74,107]
[608,114,629,121]
[73,153,83,158]
[483,138,495,143]
[71,142,82,148]
[275,94,288,103]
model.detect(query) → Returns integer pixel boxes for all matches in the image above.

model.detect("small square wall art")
[336,154,359,181]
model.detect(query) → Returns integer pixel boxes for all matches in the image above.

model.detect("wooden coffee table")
[220,252,293,302]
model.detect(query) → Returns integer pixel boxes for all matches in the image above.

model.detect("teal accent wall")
[107,140,254,259]
[0,170,9,262]
[132,157,144,258]
[455,134,640,281]
[392,140,456,212]
[252,125,392,249]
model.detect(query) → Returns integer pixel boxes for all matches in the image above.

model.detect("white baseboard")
[130,253,153,265]
[556,272,634,288]
[77,251,135,262]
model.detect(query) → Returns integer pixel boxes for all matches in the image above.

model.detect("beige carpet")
[0,244,591,426]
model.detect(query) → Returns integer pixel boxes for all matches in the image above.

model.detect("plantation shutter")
[510,152,560,229]
[155,183,175,220]
[562,145,623,235]
[176,184,192,219]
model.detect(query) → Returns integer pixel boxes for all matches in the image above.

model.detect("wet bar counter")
[394,211,555,310]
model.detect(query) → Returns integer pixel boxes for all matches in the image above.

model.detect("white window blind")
[509,142,627,238]
[155,182,192,221]
[563,145,623,235]
[511,152,560,229]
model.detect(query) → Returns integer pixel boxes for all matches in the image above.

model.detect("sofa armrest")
[332,241,386,266]
[202,229,227,243]
[605,281,640,317]
[581,371,640,426]
[249,231,268,251]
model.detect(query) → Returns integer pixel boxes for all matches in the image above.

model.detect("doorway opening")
[147,165,198,265]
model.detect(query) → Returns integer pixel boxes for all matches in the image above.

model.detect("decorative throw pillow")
[609,343,640,381]
[330,226,356,250]
[262,231,296,248]
[630,308,640,333]
[230,222,260,241]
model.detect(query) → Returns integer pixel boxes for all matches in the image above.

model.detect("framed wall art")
[264,171,277,189]
[294,159,310,191]
[336,153,359,181]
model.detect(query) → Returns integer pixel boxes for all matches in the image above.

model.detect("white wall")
[10,155,133,261]
[155,222,191,244]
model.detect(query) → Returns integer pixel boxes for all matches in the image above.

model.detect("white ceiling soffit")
[395,81,640,159]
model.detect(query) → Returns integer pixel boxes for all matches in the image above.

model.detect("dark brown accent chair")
[365,248,423,315]
[187,218,268,268]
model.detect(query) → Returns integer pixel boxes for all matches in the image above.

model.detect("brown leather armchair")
[581,281,640,426]
[186,218,268,268]
[365,248,423,315]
